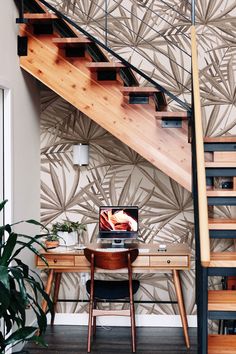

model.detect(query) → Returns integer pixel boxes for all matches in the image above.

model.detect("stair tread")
[121,86,160,95]
[209,218,236,230]
[209,252,236,267]
[208,335,236,353]
[205,162,236,168]
[204,136,236,143]
[208,290,236,311]
[52,37,92,45]
[155,111,189,119]
[86,62,125,71]
[24,13,58,20]
[207,189,236,197]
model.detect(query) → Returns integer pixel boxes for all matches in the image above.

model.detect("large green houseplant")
[0,200,53,353]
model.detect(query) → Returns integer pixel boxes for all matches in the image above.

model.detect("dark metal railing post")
[16,0,28,23]
[191,0,195,25]
[105,0,108,47]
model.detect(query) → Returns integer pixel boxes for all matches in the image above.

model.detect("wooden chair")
[84,248,140,352]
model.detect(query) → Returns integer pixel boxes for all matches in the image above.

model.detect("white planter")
[58,231,77,247]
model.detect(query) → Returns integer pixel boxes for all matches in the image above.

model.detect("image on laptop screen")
[99,206,138,233]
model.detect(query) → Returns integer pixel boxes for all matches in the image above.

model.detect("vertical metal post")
[16,0,28,23]
[105,0,108,47]
[191,0,195,25]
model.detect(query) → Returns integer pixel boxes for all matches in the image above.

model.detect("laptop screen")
[99,206,138,233]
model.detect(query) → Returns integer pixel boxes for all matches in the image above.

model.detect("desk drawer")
[133,256,149,267]
[37,255,75,267]
[150,256,188,268]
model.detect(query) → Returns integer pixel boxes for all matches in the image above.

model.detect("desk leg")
[51,272,62,325]
[42,269,54,313]
[172,270,190,349]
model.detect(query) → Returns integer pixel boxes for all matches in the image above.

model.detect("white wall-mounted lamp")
[73,144,89,166]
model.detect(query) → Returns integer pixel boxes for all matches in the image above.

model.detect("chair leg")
[130,301,136,352]
[87,300,93,352]
[93,300,97,337]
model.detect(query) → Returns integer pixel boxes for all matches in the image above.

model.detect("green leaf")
[0,265,10,290]
[0,233,17,266]
[0,200,7,212]
[4,326,37,346]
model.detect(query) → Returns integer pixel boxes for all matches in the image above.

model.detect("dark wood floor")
[23,326,197,353]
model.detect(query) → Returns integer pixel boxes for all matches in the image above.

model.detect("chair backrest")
[84,248,139,270]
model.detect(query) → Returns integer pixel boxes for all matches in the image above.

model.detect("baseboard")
[49,314,197,327]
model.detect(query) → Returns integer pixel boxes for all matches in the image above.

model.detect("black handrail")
[19,0,192,111]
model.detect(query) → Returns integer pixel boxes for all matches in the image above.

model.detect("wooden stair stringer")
[19,28,191,190]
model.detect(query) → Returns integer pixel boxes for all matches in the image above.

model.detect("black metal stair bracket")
[210,230,236,239]
[129,94,149,104]
[97,70,117,81]
[33,22,54,35]
[204,143,236,152]
[209,311,236,320]
[206,168,236,177]
[65,46,85,58]
[161,118,182,128]
[207,197,236,206]
[17,35,28,56]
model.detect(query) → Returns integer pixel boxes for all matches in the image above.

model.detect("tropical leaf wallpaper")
[40,0,236,318]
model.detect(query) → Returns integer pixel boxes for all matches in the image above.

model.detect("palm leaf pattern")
[40,0,236,316]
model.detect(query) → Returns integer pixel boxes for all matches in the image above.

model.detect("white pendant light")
[73,144,89,166]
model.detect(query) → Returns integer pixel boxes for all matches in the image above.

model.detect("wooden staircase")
[16,0,191,191]
[195,135,236,353]
[191,23,236,353]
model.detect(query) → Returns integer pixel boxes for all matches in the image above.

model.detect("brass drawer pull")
[53,259,58,263]
[167,260,171,264]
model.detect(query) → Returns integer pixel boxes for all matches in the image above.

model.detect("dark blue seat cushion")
[86,280,140,300]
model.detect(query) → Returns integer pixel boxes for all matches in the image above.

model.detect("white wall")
[0,0,41,330]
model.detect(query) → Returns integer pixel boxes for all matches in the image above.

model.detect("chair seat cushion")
[86,279,140,300]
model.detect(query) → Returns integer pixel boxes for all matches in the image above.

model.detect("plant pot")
[58,231,77,247]
[45,240,59,249]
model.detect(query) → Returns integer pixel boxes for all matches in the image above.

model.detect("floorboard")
[23,326,197,353]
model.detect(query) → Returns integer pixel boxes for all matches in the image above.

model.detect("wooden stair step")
[208,335,236,354]
[209,218,236,230]
[121,87,160,96]
[205,162,236,168]
[208,290,236,311]
[204,136,236,143]
[207,189,236,197]
[214,151,236,162]
[52,37,92,46]
[209,252,236,267]
[155,111,189,120]
[86,62,125,71]
[121,87,167,109]
[24,13,58,20]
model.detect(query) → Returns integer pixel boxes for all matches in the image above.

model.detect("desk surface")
[36,243,191,272]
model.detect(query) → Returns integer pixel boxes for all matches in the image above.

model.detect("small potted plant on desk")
[51,220,86,247]
[44,233,60,249]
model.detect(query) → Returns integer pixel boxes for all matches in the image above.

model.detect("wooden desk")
[36,243,191,348]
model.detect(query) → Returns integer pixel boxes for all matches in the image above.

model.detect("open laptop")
[98,206,139,245]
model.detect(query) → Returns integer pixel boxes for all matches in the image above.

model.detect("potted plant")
[44,234,59,249]
[51,220,86,247]
[0,200,53,353]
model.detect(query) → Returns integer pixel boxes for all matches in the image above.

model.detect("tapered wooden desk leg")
[172,270,190,349]
[51,272,62,325]
[42,269,54,313]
